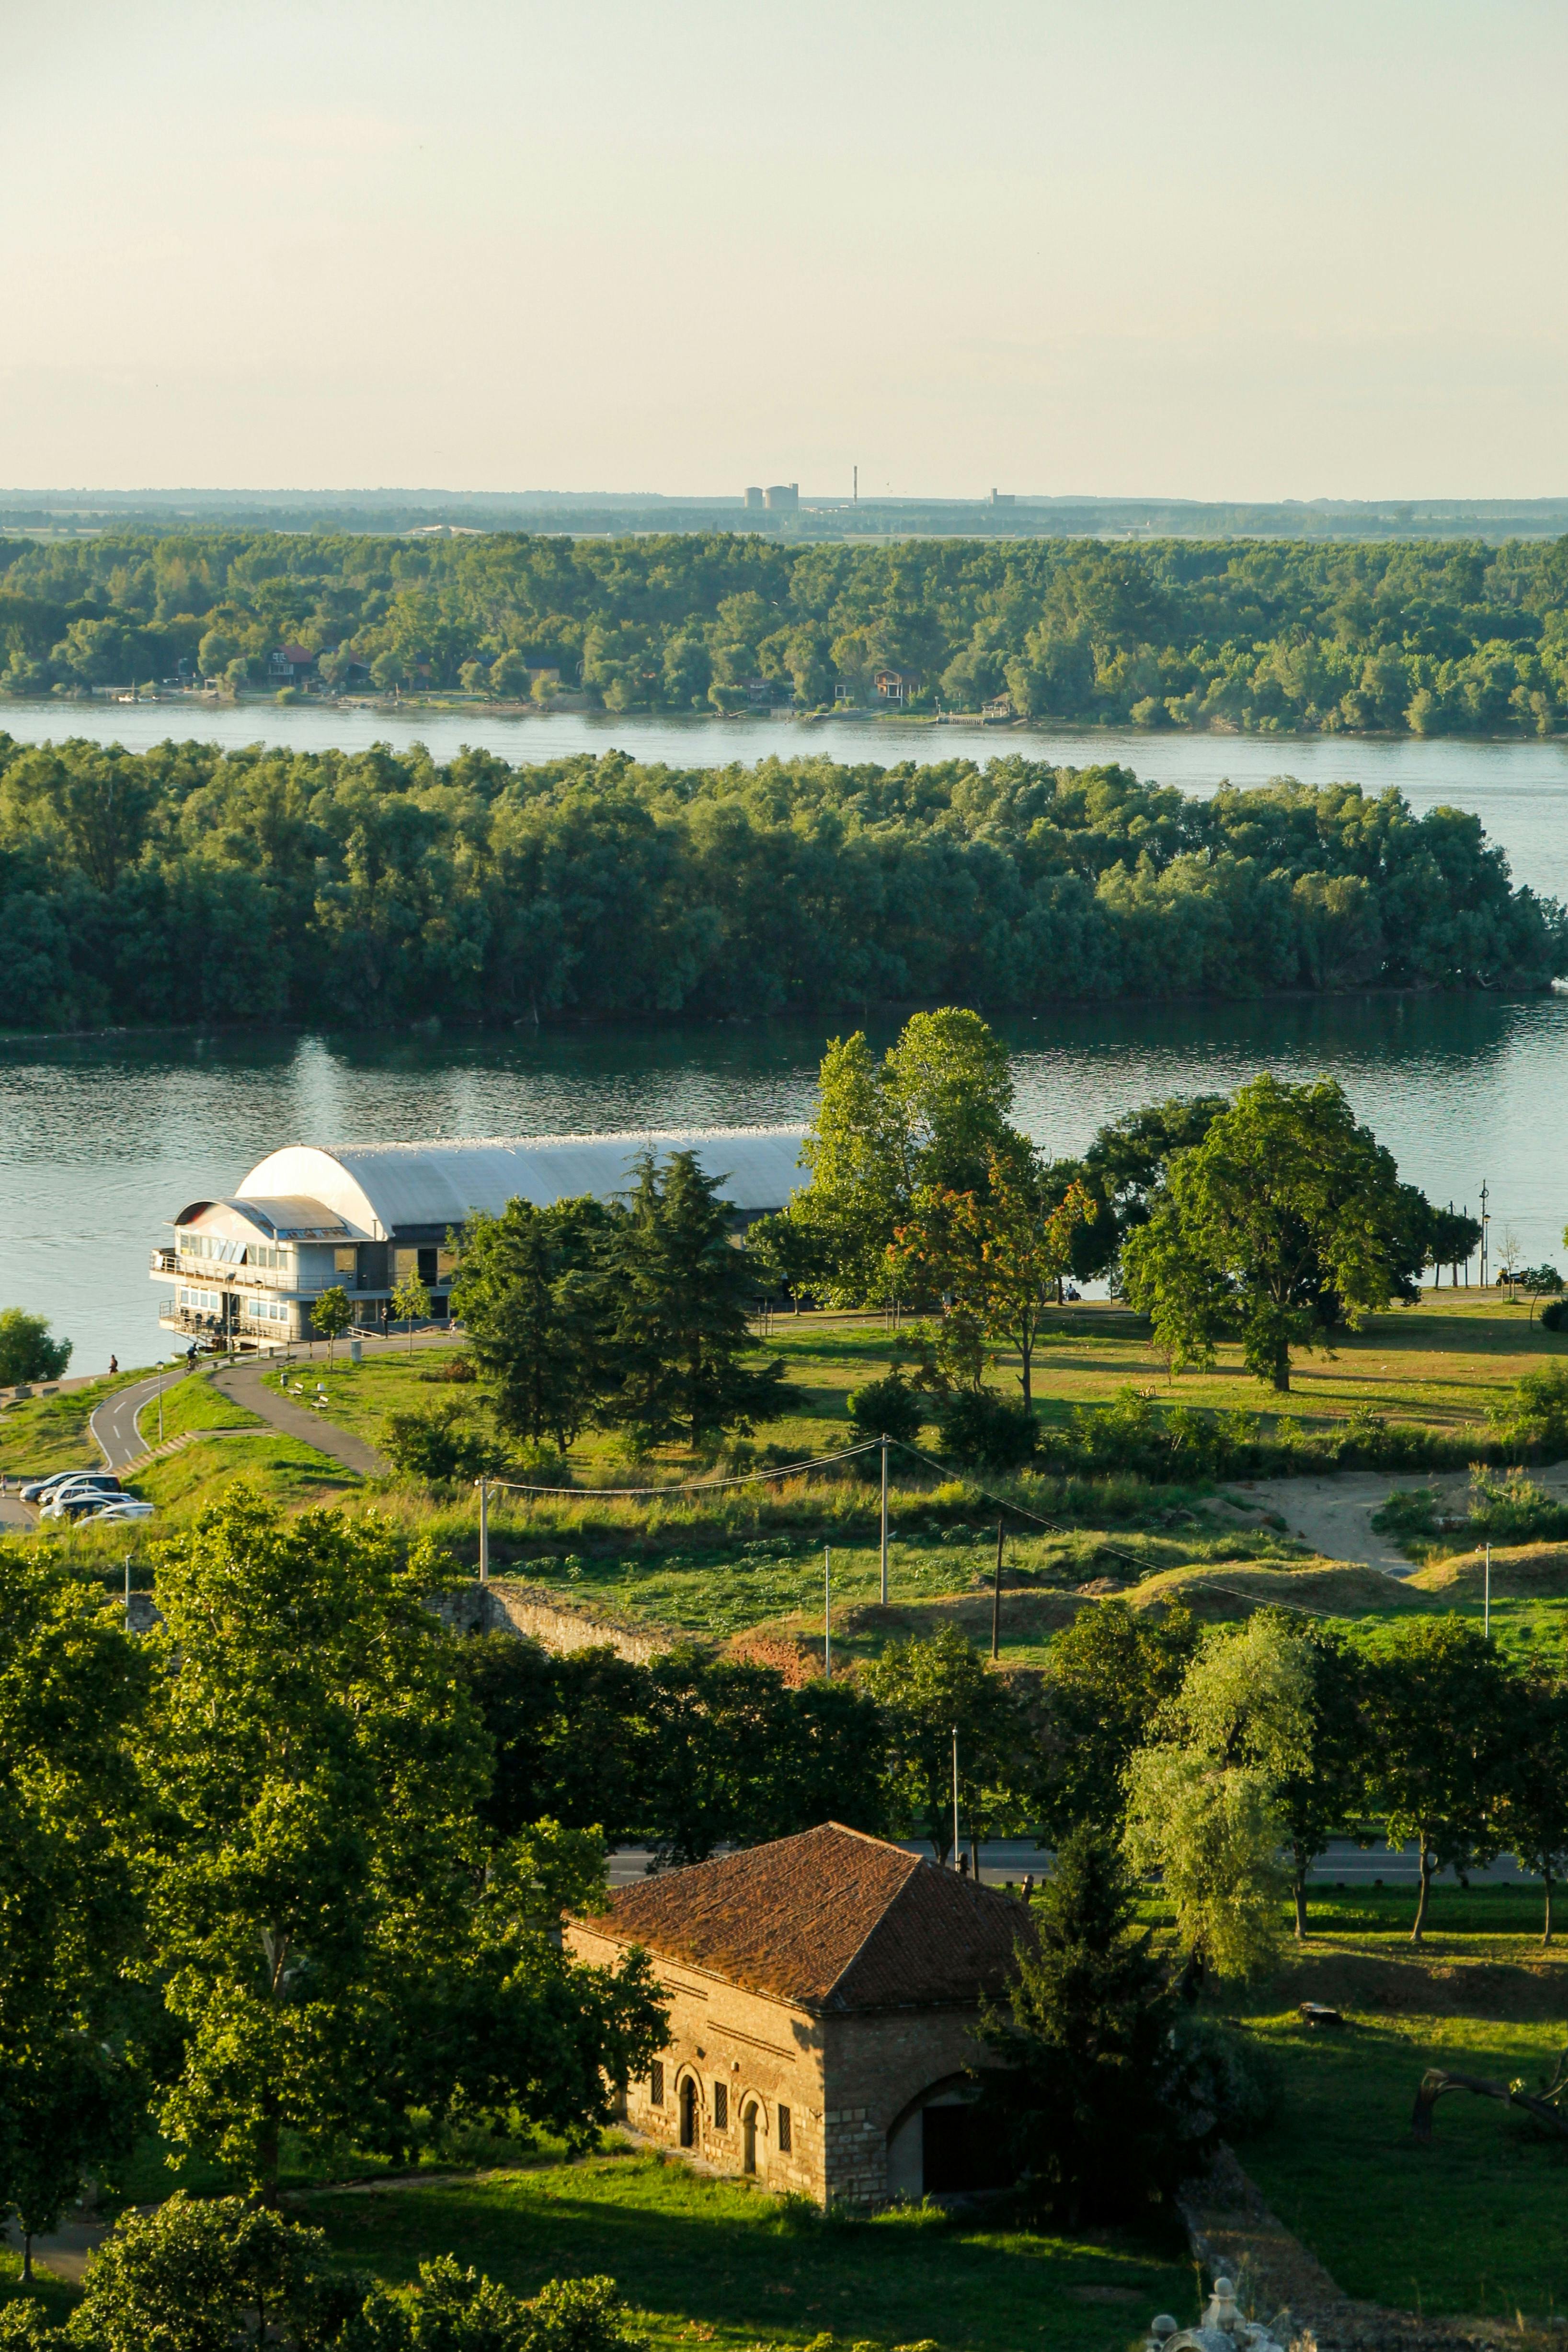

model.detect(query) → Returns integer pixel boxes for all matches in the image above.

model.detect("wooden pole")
[824,1546,831,1678]
[478,1478,489,1584]
[880,1437,889,1605]
[991,1517,1004,1660]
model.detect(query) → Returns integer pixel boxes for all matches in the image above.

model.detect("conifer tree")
[602,1151,783,1447]
[980,1827,1190,2226]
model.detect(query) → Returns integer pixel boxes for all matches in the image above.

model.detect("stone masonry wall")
[434,1582,667,1663]
[567,1925,826,2200]
[820,2004,991,2205]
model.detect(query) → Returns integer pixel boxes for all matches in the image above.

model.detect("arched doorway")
[679,2076,698,2149]
[742,2101,759,2175]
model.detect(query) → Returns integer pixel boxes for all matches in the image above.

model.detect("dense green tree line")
[5,528,1568,732]
[1,738,1560,1029]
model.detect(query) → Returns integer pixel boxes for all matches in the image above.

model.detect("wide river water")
[1,703,1567,1373]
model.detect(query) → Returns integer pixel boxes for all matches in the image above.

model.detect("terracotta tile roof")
[580,1823,1031,2013]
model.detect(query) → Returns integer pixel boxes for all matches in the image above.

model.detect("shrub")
[1171,2015,1282,2140]
[1489,1360,1568,1457]
[847,1372,923,1450]
[1541,1298,1568,1334]
[384,1402,508,1484]
[937,1387,1038,1470]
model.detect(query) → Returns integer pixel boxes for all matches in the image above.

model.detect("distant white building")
[150,1127,807,1351]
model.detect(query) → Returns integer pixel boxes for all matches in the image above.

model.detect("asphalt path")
[88,1368,186,1469]
[212,1358,389,1478]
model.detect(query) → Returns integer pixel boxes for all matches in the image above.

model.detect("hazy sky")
[3,1,1565,500]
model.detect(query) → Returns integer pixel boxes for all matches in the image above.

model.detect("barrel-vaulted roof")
[233,1127,807,1242]
[580,1824,1032,2015]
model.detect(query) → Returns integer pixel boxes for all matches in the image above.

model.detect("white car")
[40,1479,128,1520]
[80,1497,154,1525]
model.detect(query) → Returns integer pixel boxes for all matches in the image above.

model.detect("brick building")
[565,1823,1032,2207]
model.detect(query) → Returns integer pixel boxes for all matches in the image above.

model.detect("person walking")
[108,1354,118,1375]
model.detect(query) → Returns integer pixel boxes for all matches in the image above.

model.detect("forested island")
[0,739,1560,1028]
[3,528,1568,733]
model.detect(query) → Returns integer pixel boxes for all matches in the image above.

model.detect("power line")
[480,1435,881,1500]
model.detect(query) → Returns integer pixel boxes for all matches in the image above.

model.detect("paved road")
[213,1359,389,1478]
[89,1368,187,1469]
[605,1835,1534,1889]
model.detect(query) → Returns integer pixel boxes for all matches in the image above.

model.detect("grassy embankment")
[11,1296,1568,1657]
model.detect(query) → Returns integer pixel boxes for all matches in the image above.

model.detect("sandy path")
[1226,1460,1568,1578]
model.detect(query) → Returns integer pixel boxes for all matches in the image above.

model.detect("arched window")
[679,2075,698,2149]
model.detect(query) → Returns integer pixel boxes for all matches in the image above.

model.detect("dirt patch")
[1271,1947,1568,2023]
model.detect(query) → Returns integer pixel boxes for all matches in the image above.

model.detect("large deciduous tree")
[784,1010,1021,1307]
[139,1490,663,2196]
[863,1625,1023,1866]
[0,1553,149,2280]
[1123,1614,1314,1985]
[892,1150,1097,1411]
[1121,1074,1422,1391]
[1366,1616,1512,1944]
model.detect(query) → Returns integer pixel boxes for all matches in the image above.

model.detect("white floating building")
[150,1127,807,1350]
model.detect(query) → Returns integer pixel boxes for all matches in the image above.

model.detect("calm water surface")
[4,998,1564,1376]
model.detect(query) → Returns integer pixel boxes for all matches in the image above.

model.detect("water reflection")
[3,993,1564,1373]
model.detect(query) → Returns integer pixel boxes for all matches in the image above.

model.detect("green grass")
[126,1430,354,1514]
[0,1368,149,1477]
[1234,2003,1568,2319]
[305,2142,1189,2352]
[153,1370,263,1440]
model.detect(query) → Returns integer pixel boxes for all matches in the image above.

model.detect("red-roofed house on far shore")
[565,1822,1033,2208]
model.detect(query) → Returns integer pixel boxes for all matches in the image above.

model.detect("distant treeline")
[0,740,1561,1029]
[4,528,1568,731]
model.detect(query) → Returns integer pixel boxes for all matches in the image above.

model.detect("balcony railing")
[150,1247,176,1274]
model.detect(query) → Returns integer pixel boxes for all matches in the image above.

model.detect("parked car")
[21,1469,121,1505]
[40,1478,130,1520]
[80,1497,153,1524]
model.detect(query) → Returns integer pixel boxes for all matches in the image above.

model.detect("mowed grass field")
[13,1295,1568,1660]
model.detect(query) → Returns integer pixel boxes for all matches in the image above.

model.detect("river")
[3,702,1567,1373]
[3,996,1564,1377]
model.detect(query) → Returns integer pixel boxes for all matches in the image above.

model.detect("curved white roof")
[235,1128,808,1241]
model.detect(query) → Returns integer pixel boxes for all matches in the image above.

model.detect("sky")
[2,0,1566,502]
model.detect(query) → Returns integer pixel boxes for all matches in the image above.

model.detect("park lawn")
[125,1429,355,1515]
[303,2142,1189,2352]
[153,1368,264,1440]
[1230,1995,1568,2321]
[0,1368,149,1478]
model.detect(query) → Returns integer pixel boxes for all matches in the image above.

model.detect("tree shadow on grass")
[309,2154,1188,2352]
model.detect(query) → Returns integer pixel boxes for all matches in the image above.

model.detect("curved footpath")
[211,1358,390,1478]
[89,1369,180,1469]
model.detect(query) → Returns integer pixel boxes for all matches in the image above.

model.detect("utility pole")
[880,1437,890,1604]
[478,1477,489,1584]
[1485,1541,1491,1641]
[824,1546,832,1678]
[124,1554,131,1624]
[1479,1179,1489,1290]
[951,1727,960,1870]
[991,1517,1004,1660]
